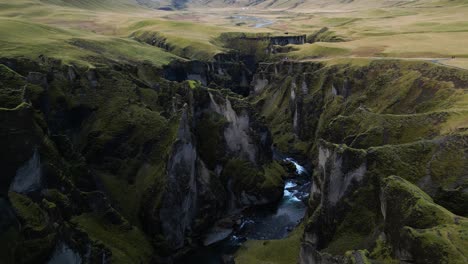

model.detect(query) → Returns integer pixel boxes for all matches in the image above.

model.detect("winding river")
[177,157,310,264]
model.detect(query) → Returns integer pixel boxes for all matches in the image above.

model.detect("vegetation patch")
[235,224,304,264]
[72,213,153,264]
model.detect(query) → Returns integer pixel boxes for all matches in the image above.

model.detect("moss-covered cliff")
[1,35,467,264]
[249,59,468,264]
[0,51,291,263]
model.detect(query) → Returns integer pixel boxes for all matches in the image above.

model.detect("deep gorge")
[0,41,467,264]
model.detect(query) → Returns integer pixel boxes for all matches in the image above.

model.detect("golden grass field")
[1,0,468,67]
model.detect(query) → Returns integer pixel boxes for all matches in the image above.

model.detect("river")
[176,157,310,264]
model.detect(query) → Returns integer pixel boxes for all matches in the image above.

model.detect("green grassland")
[0,0,181,67]
[0,18,179,67]
[3,0,468,67]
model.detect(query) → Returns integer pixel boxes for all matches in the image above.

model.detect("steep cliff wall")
[0,57,288,262]
[252,59,468,264]
[163,54,257,96]
[1,48,467,264]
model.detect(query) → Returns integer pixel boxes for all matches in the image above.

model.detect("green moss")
[222,158,284,201]
[369,237,399,263]
[71,213,153,264]
[83,95,178,224]
[325,232,366,256]
[368,141,436,183]
[382,176,454,229]
[7,193,57,263]
[402,222,468,264]
[323,110,449,148]
[8,192,48,233]
[0,64,27,109]
[345,250,371,264]
[324,198,377,255]
[261,161,286,191]
[255,75,298,153]
[380,176,468,263]
[222,159,263,194]
[0,64,23,85]
[195,111,227,169]
[41,199,57,210]
[235,224,304,264]
[428,139,467,187]
[187,80,200,89]
[44,189,70,208]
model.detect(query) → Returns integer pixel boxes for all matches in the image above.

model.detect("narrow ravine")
[177,157,310,264]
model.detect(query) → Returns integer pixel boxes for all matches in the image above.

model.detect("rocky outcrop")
[300,142,367,264]
[269,35,306,46]
[159,106,198,250]
[163,54,257,96]
[9,148,42,194]
[379,176,467,264]
[0,103,43,194]
[209,93,257,163]
[145,87,281,253]
[220,33,306,47]
[206,90,282,207]
[317,143,367,206]
[252,74,269,94]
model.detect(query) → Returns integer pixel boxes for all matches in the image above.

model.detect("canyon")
[0,1,467,264]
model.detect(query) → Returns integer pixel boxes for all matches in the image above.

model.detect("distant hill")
[147,0,462,10]
[38,0,463,10]
[40,0,142,9]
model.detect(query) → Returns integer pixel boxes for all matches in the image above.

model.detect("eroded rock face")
[300,142,367,263]
[156,88,280,251]
[163,54,258,96]
[206,90,282,207]
[317,145,367,206]
[0,102,42,194]
[269,35,306,46]
[159,107,198,250]
[252,75,268,94]
[9,148,42,194]
[209,92,257,164]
